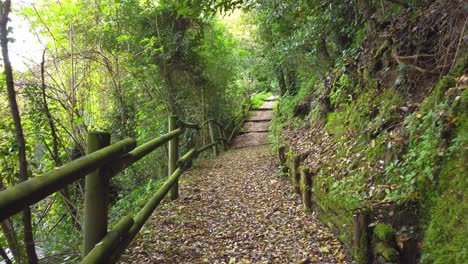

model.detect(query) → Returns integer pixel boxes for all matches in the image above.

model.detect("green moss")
[374,242,399,262]
[366,134,387,162]
[422,76,456,113]
[376,89,405,124]
[421,95,468,263]
[374,224,396,243]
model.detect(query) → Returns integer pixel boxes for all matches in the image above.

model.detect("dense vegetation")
[260,0,467,263]
[0,0,466,263]
[0,0,256,262]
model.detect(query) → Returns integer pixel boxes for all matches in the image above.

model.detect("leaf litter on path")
[120,146,353,264]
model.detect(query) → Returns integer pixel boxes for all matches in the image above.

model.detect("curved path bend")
[121,98,352,263]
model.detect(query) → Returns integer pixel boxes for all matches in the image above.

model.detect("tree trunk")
[0,218,20,263]
[285,65,297,95]
[0,180,21,263]
[0,1,38,263]
[276,65,287,96]
[201,85,208,146]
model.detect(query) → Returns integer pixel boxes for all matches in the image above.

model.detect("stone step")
[245,119,272,122]
[250,110,273,121]
[240,120,271,132]
[255,100,276,110]
[252,108,273,111]
[239,130,269,134]
[231,132,269,148]
[265,95,279,101]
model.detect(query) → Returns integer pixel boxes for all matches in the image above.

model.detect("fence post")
[217,125,226,151]
[83,131,111,257]
[208,121,218,156]
[168,115,179,200]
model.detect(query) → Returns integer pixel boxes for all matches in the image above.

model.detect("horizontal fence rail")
[0,139,136,221]
[0,99,253,263]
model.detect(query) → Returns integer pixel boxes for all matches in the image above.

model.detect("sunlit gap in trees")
[7,0,43,72]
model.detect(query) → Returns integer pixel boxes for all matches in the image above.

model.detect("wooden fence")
[0,104,251,263]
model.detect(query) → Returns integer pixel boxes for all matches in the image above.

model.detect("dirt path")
[120,99,352,263]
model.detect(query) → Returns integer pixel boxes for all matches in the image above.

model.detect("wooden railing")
[0,108,251,263]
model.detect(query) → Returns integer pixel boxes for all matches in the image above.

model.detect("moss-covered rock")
[374,242,399,262]
[374,224,396,243]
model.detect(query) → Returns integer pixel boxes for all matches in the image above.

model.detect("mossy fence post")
[208,121,218,156]
[289,154,300,194]
[83,131,111,256]
[300,167,312,212]
[353,211,371,263]
[168,115,179,200]
[217,125,226,151]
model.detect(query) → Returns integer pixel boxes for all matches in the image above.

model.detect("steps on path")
[240,120,271,133]
[232,97,277,148]
[250,110,273,121]
[264,95,278,101]
[230,131,269,148]
[254,100,276,110]
[123,96,351,263]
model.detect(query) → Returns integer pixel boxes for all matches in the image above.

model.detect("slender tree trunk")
[201,85,208,146]
[0,1,39,263]
[40,51,61,167]
[0,181,21,263]
[41,50,80,230]
[0,219,19,263]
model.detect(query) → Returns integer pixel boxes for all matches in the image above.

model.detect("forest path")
[231,96,277,148]
[120,99,352,263]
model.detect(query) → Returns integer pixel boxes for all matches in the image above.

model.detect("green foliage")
[418,88,467,263]
[1,0,260,259]
[110,178,166,222]
[257,0,467,262]
[250,91,271,109]
[384,76,462,204]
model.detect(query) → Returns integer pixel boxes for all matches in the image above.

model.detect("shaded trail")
[121,99,352,263]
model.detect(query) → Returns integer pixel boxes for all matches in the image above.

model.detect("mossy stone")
[374,224,396,243]
[374,242,399,262]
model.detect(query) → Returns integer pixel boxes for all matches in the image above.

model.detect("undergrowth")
[270,1,467,261]
[250,91,272,109]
